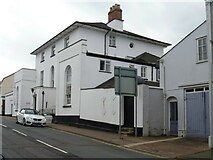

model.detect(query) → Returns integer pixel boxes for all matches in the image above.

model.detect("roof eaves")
[161,20,206,59]
[30,21,81,55]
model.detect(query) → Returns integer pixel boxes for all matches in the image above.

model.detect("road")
[0,116,155,159]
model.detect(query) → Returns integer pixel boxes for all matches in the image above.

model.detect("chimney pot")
[108,4,122,22]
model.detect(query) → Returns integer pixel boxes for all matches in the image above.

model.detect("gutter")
[104,28,113,55]
[160,59,167,135]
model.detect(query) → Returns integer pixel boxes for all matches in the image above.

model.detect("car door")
[19,110,25,123]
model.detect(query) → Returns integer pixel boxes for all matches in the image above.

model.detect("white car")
[16,108,46,126]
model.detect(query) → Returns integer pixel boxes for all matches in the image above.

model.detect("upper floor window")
[40,70,44,86]
[100,60,111,72]
[64,36,69,48]
[41,52,45,62]
[109,35,116,47]
[141,66,147,78]
[50,66,54,87]
[51,45,56,57]
[65,65,72,105]
[197,37,207,62]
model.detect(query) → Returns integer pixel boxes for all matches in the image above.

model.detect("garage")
[186,87,209,138]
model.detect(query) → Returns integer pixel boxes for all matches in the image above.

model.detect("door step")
[121,127,134,135]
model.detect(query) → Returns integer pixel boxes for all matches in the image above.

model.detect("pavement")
[47,123,213,159]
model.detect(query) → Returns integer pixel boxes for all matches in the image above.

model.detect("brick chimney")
[107,4,123,31]
[108,4,122,22]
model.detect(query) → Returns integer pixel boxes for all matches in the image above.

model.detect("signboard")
[114,66,137,96]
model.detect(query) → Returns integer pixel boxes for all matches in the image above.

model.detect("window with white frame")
[109,35,116,47]
[100,60,111,72]
[64,36,69,48]
[197,36,207,62]
[65,65,71,105]
[50,66,54,87]
[41,52,45,62]
[51,45,56,57]
[141,66,147,78]
[40,71,44,86]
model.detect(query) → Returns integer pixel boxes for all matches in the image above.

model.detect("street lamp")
[206,0,213,150]
[42,91,45,115]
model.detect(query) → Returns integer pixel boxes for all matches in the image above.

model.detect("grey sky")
[0,0,206,80]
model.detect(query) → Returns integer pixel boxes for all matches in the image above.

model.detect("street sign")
[114,66,138,137]
[114,66,137,96]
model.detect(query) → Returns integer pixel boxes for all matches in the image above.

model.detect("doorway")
[123,96,134,127]
[170,101,178,135]
[2,100,5,115]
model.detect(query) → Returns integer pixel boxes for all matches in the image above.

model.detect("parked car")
[16,108,46,126]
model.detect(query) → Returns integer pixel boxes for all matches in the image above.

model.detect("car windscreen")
[25,110,38,115]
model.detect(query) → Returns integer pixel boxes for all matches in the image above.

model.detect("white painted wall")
[34,23,167,118]
[4,93,13,115]
[140,85,164,136]
[161,22,208,90]
[77,26,164,58]
[13,69,36,116]
[81,52,158,89]
[160,21,208,137]
[80,88,119,125]
[33,87,56,114]
[56,40,83,116]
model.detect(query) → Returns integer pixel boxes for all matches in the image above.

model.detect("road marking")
[124,137,182,148]
[12,129,27,137]
[36,139,67,154]
[0,124,7,128]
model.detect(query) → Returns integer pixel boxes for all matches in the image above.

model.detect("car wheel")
[23,118,26,126]
[16,117,19,124]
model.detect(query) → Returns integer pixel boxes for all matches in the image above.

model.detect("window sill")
[50,54,55,58]
[196,60,208,64]
[63,105,71,108]
[109,45,116,48]
[99,70,112,74]
[40,60,45,63]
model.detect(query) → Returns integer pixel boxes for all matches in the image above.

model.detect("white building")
[160,21,210,138]
[13,68,36,116]
[1,73,14,116]
[31,4,170,133]
[0,68,36,116]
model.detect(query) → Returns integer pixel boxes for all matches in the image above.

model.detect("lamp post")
[206,0,213,151]
[42,91,45,115]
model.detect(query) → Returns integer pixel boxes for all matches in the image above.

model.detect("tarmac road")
[0,116,155,159]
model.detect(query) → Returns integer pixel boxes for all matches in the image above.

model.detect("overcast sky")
[0,0,206,81]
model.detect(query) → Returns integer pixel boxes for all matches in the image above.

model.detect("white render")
[0,68,36,116]
[80,85,163,136]
[160,21,208,137]
[13,68,36,116]
[32,21,167,118]
[30,2,170,133]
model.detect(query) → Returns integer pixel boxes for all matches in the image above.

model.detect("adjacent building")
[0,68,36,116]
[160,21,209,138]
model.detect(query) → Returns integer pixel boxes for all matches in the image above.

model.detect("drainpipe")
[160,59,167,135]
[104,28,113,55]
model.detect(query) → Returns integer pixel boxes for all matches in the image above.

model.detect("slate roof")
[96,77,159,89]
[133,52,160,68]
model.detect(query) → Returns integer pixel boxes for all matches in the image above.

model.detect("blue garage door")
[186,92,209,138]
